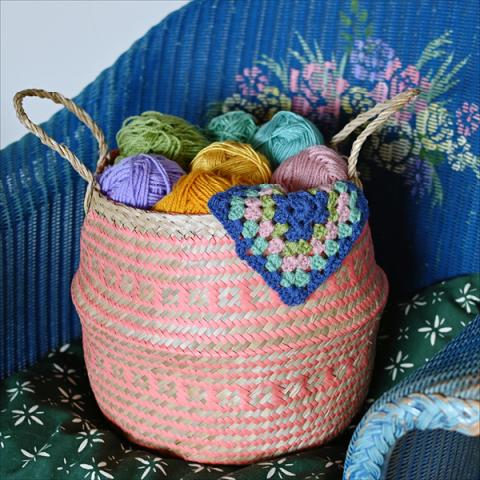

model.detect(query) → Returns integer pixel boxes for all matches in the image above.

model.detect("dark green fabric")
[1,275,478,479]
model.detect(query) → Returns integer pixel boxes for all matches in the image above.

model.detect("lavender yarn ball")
[98,153,185,209]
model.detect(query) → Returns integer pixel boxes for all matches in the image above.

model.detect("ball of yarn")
[206,111,258,143]
[252,111,325,167]
[271,146,348,192]
[190,141,272,185]
[153,171,237,214]
[116,111,209,169]
[98,153,185,209]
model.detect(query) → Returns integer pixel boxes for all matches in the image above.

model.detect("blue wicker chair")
[1,0,479,477]
[344,315,480,480]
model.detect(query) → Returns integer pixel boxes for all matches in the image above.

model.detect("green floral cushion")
[1,275,478,480]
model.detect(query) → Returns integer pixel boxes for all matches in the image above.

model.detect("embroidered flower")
[401,293,427,315]
[290,62,349,121]
[456,102,480,137]
[350,38,396,82]
[404,157,434,198]
[80,457,114,480]
[12,404,45,426]
[253,86,292,122]
[416,103,454,153]
[6,380,35,402]
[341,86,375,114]
[235,66,269,96]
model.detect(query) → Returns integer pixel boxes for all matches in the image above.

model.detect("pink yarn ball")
[271,145,348,192]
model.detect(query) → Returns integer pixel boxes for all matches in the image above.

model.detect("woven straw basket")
[14,88,418,464]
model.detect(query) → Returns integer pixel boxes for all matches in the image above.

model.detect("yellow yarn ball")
[152,171,238,214]
[190,141,272,185]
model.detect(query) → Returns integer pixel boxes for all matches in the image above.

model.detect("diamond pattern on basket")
[208,181,369,305]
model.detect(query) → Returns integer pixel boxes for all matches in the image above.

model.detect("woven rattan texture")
[344,316,480,480]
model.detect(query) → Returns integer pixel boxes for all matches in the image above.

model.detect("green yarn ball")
[206,111,258,143]
[252,111,324,167]
[116,111,209,169]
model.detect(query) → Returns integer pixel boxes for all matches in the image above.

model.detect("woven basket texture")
[69,188,387,464]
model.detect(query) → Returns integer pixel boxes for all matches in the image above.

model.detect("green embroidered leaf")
[351,0,359,13]
[428,56,469,100]
[257,54,289,87]
[420,147,447,166]
[358,10,368,22]
[340,12,352,26]
[341,32,353,43]
[431,168,444,207]
[416,31,453,70]
[365,23,374,37]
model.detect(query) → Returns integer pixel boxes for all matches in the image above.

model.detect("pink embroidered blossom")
[290,62,349,121]
[267,238,285,254]
[281,256,297,272]
[456,102,480,137]
[258,221,274,238]
[235,67,269,96]
[372,59,430,121]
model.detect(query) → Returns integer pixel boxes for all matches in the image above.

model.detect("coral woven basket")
[14,88,418,464]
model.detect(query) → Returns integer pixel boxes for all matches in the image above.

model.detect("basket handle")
[13,89,109,210]
[331,88,421,186]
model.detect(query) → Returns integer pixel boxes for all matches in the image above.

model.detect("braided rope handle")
[332,88,421,186]
[13,87,420,202]
[13,89,109,210]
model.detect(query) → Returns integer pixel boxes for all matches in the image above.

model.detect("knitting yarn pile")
[98,107,349,214]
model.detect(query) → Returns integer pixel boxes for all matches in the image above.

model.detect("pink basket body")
[71,190,388,464]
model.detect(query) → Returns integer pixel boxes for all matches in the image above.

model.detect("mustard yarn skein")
[190,141,272,185]
[152,171,238,215]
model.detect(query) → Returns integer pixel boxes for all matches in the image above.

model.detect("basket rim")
[90,185,228,238]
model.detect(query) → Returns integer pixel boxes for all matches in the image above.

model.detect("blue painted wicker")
[344,315,480,480]
[1,0,479,377]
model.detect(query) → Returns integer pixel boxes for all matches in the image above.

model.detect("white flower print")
[76,429,105,453]
[136,457,168,479]
[324,457,343,470]
[57,458,76,475]
[385,351,414,381]
[418,315,453,346]
[12,404,45,426]
[431,291,444,304]
[0,431,12,448]
[396,326,410,340]
[48,343,71,358]
[53,363,78,385]
[21,443,51,469]
[455,283,480,314]
[6,380,35,402]
[72,414,97,431]
[259,457,296,478]
[401,294,427,315]
[188,463,224,474]
[120,442,134,454]
[80,457,114,479]
[305,474,325,479]
[58,386,85,411]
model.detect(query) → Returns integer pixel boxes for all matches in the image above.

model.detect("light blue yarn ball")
[252,111,325,167]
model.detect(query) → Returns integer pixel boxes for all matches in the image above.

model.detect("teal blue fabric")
[1,0,479,377]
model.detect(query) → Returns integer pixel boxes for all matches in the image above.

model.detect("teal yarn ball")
[252,111,325,167]
[207,111,258,143]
